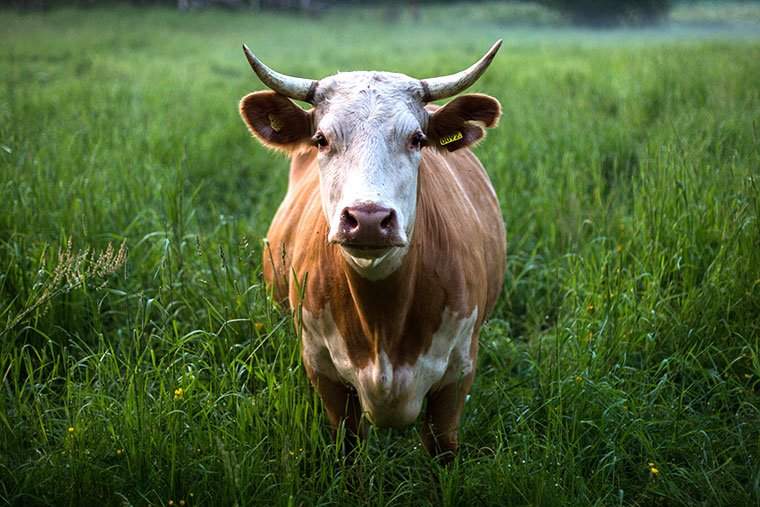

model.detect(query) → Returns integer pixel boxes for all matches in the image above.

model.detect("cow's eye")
[410,130,427,150]
[313,132,329,149]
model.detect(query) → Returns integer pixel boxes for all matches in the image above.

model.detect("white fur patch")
[301,305,478,428]
[315,72,428,255]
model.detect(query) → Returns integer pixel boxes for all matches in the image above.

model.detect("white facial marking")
[313,72,428,276]
[301,306,478,428]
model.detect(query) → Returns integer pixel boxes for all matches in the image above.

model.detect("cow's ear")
[239,91,313,153]
[426,94,501,152]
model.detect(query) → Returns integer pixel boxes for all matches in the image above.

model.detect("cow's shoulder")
[263,148,322,305]
[416,147,506,318]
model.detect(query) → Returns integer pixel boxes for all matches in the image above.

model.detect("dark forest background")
[6,0,758,27]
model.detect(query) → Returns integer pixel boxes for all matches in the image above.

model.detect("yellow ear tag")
[268,114,283,133]
[439,131,463,146]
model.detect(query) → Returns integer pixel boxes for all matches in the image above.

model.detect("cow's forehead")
[317,71,423,100]
[314,71,427,131]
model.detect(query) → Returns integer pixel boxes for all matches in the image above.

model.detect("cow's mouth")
[339,243,397,259]
[343,244,389,250]
[333,237,407,253]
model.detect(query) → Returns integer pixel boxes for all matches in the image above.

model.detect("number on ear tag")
[439,131,463,146]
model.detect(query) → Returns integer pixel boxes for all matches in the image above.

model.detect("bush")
[541,0,671,27]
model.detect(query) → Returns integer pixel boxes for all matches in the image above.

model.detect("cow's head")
[239,42,502,270]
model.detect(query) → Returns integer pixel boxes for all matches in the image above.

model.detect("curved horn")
[420,40,502,102]
[242,43,319,103]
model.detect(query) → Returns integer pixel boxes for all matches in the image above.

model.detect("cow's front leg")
[303,365,364,452]
[421,374,474,464]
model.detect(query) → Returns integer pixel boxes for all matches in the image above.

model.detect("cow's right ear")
[239,91,313,153]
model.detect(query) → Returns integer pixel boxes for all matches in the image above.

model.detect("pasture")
[1,4,759,506]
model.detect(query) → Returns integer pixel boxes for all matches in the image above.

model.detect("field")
[1,4,760,506]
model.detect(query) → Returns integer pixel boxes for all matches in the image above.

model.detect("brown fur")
[240,91,313,153]
[262,142,505,458]
[251,93,506,459]
[426,94,502,152]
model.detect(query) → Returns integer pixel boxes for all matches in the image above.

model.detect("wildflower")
[174,388,185,400]
[648,462,660,476]
[255,322,265,332]
[67,426,75,434]
[116,448,124,456]
[586,304,594,313]
[575,375,583,384]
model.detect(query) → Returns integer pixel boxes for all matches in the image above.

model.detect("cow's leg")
[422,374,473,464]
[304,365,364,451]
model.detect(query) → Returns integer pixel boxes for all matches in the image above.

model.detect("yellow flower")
[67,426,75,434]
[575,375,583,384]
[648,462,660,476]
[586,304,594,313]
[174,388,185,400]
[255,322,265,332]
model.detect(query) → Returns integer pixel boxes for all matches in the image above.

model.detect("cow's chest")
[301,306,478,428]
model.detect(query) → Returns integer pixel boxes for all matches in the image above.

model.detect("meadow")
[1,4,759,506]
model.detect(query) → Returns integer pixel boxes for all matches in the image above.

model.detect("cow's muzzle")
[330,203,407,252]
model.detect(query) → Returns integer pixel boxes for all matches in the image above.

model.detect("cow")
[239,41,506,462]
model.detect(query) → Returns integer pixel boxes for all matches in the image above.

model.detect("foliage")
[1,5,760,506]
[539,0,671,26]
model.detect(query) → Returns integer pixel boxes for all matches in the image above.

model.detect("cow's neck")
[314,174,446,366]
[338,242,419,353]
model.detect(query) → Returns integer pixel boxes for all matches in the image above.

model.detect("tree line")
[2,0,691,27]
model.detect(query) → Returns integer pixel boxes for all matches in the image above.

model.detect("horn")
[419,40,502,102]
[242,43,319,103]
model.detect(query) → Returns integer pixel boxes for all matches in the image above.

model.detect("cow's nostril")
[380,210,395,230]
[336,204,404,248]
[342,209,359,229]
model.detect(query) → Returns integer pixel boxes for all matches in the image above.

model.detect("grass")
[1,4,760,506]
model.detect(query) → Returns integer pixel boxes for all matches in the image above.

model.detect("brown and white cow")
[239,42,506,461]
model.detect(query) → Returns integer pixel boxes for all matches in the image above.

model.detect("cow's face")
[239,44,501,269]
[310,73,428,259]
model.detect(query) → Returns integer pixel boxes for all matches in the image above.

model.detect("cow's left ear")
[239,90,313,153]
[426,94,501,152]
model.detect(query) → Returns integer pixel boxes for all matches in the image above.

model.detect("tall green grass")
[1,5,759,506]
